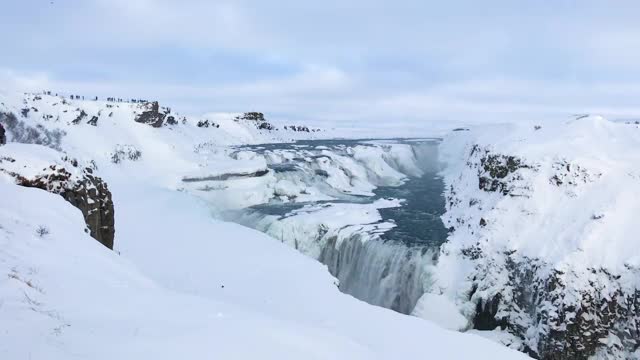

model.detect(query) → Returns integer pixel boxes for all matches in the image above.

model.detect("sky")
[3,0,640,128]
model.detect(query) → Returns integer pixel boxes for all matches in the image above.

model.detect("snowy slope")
[0,92,329,186]
[0,92,332,191]
[433,117,640,359]
[0,92,528,358]
[0,151,527,360]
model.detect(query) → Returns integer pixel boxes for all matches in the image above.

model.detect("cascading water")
[320,234,436,314]
[220,139,448,315]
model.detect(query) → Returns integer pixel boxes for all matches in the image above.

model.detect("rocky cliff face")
[234,112,320,133]
[235,112,277,131]
[438,120,640,359]
[0,148,115,249]
[134,101,170,128]
[0,123,5,145]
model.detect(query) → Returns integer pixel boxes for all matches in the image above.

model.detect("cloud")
[4,0,640,130]
[0,69,52,93]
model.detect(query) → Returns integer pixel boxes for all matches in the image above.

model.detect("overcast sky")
[3,0,640,127]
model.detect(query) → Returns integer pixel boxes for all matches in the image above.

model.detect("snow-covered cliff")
[0,91,325,147]
[0,143,114,248]
[434,117,640,359]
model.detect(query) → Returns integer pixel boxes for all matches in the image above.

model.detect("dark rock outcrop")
[57,168,115,249]
[195,119,219,128]
[72,110,87,125]
[0,123,5,145]
[165,115,178,125]
[470,145,534,196]
[492,256,638,360]
[258,122,275,130]
[235,112,265,121]
[2,158,115,249]
[87,115,99,126]
[134,101,169,128]
[235,112,277,131]
[473,293,507,331]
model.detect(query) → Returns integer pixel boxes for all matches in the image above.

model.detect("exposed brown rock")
[7,162,115,249]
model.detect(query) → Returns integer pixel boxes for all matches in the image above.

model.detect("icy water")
[234,138,448,314]
[240,139,448,248]
[375,141,448,247]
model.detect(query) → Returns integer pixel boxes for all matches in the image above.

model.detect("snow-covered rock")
[435,116,640,359]
[0,92,326,149]
[0,143,114,249]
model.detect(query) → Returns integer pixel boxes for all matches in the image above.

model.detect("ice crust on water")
[220,141,445,315]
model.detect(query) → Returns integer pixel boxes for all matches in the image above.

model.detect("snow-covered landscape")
[3,2,640,359]
[0,92,531,359]
[1,90,638,359]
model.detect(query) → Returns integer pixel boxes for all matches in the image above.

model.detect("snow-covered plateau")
[1,91,638,359]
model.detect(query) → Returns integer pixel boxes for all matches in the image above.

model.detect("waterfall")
[213,139,447,316]
[320,234,435,314]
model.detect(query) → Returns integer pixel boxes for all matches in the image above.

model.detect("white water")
[217,139,447,315]
[321,234,436,313]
